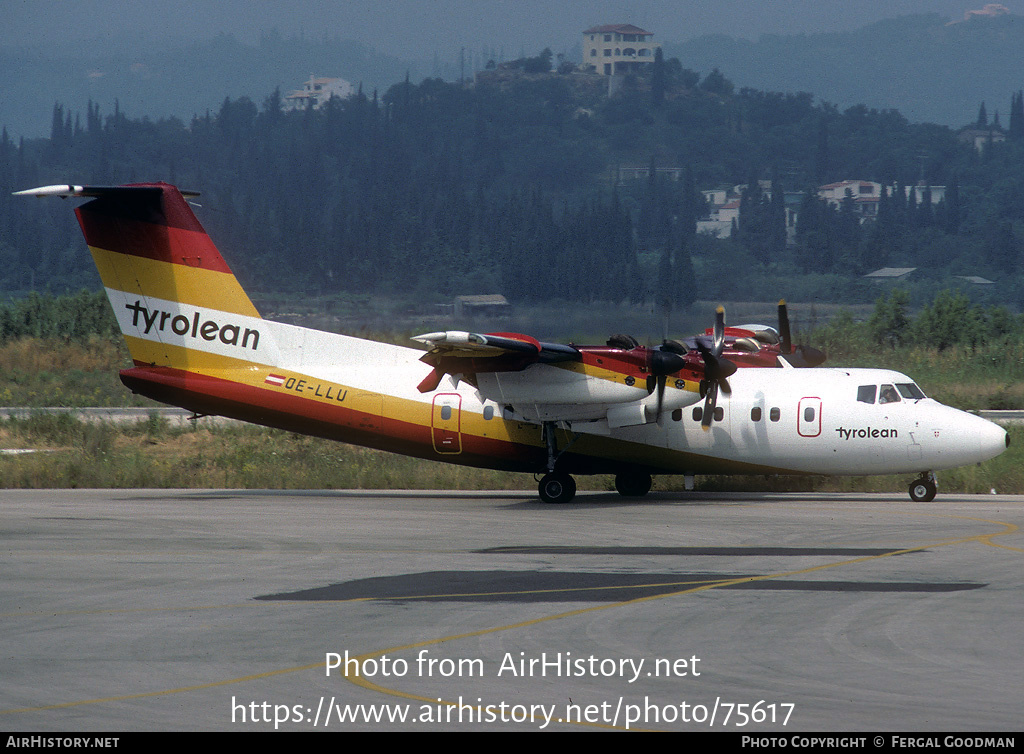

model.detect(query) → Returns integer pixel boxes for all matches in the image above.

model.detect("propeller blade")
[417,366,444,393]
[697,307,734,428]
[701,380,718,430]
[700,352,737,382]
[713,306,725,356]
[775,301,827,367]
[801,346,826,366]
[785,345,827,368]
[778,299,792,354]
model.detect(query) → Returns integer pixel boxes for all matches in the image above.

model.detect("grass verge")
[0,415,1019,495]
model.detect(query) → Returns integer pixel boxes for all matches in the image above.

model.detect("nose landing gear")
[908,472,937,502]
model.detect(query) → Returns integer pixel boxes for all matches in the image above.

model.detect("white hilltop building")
[582,24,660,76]
[283,75,355,111]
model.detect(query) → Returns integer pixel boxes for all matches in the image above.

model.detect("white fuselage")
[469,364,1006,477]
[104,297,1007,479]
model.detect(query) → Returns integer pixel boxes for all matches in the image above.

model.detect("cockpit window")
[896,383,926,400]
[878,384,901,404]
[857,385,877,404]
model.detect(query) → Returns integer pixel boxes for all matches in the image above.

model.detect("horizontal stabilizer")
[14,184,201,199]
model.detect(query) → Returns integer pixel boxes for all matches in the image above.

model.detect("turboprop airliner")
[16,183,1009,503]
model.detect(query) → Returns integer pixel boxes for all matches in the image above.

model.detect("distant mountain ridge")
[0,31,418,140]
[663,13,1024,126]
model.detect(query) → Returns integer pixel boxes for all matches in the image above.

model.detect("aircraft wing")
[412,330,580,392]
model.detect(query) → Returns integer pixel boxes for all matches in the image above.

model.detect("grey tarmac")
[1,489,1021,731]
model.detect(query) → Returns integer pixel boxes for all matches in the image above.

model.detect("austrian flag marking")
[265,374,286,387]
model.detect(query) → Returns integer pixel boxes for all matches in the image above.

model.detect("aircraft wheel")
[615,471,652,497]
[538,473,576,504]
[908,477,937,502]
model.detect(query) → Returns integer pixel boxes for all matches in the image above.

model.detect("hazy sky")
[4,1,1011,59]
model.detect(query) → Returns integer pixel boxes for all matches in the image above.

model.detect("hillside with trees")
[1,60,1023,312]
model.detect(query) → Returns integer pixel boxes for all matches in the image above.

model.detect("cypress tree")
[49,103,64,143]
[679,165,700,237]
[652,47,665,108]
[906,184,918,227]
[657,244,673,316]
[918,184,933,227]
[814,118,829,182]
[944,175,961,234]
[769,174,787,261]
[1009,91,1024,141]
[675,234,696,309]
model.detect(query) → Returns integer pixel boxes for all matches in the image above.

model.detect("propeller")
[646,346,687,422]
[776,300,826,368]
[694,307,737,429]
[778,299,792,355]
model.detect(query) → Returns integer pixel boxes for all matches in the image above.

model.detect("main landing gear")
[908,472,937,502]
[537,421,579,503]
[614,470,652,497]
[537,421,577,504]
[537,470,654,504]
[538,472,576,504]
[536,421,653,504]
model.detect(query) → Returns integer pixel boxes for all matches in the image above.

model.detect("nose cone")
[976,416,1009,462]
[926,406,1008,468]
[955,410,1008,465]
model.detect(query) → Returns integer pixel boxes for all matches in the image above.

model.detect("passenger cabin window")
[483,405,494,420]
[770,407,780,422]
[693,407,724,422]
[672,408,682,422]
[878,384,901,404]
[857,385,877,404]
[751,407,762,422]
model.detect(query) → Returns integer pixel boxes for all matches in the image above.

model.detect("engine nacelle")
[477,366,701,425]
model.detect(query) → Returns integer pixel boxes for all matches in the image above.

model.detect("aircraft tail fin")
[16,183,264,370]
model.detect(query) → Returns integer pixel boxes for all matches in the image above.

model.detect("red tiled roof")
[583,24,653,35]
